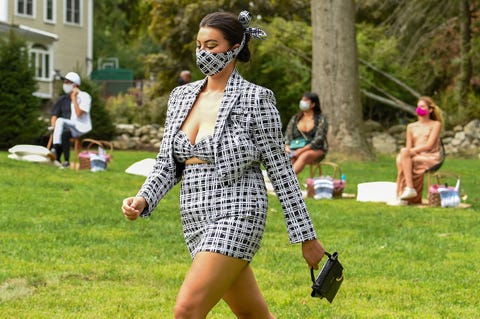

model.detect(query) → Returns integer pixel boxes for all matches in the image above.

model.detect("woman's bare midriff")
[185,157,209,165]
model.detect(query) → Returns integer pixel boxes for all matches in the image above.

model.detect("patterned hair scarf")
[238,10,267,39]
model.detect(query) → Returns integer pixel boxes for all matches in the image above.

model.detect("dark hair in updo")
[199,12,251,62]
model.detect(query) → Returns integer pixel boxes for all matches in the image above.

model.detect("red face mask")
[416,106,429,117]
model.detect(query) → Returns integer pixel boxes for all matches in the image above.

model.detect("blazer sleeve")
[252,88,318,244]
[284,115,296,145]
[136,89,183,217]
[310,114,329,152]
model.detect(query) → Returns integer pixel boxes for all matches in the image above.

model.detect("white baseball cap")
[62,72,81,85]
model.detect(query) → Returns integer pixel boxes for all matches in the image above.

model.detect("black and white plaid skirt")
[180,163,268,261]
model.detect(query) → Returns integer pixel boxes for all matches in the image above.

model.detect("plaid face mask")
[195,46,241,76]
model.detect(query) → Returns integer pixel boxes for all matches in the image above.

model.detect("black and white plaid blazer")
[137,69,317,244]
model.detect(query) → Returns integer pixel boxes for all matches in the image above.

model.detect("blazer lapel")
[168,70,246,146]
[213,69,245,142]
[170,79,207,135]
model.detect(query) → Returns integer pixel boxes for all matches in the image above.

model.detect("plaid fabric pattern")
[238,11,251,28]
[173,130,214,163]
[196,49,239,76]
[238,10,267,39]
[181,164,266,261]
[137,70,317,249]
[245,27,267,39]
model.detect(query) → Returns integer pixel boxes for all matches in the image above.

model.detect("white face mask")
[63,83,74,94]
[299,100,311,111]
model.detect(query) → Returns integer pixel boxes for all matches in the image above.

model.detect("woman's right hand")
[122,196,146,221]
[302,239,325,270]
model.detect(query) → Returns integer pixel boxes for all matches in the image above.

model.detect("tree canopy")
[93,0,160,78]
[94,0,480,130]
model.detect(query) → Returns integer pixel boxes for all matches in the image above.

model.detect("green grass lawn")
[1,151,479,318]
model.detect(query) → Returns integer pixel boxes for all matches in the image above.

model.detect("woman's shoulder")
[241,84,276,109]
[175,79,203,91]
[408,120,440,133]
[431,120,442,128]
[243,81,274,98]
[407,121,421,129]
[234,73,273,96]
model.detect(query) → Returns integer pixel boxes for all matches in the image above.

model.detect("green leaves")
[0,31,43,148]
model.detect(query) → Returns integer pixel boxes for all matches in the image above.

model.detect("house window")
[65,0,81,25]
[44,0,56,23]
[30,44,51,81]
[16,0,35,17]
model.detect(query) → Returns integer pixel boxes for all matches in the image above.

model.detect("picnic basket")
[78,138,113,170]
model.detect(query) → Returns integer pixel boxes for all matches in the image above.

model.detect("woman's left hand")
[302,239,325,269]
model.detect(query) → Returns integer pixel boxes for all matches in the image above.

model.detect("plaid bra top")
[173,130,214,163]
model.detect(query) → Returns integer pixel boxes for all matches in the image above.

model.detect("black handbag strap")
[299,129,310,141]
[310,251,331,283]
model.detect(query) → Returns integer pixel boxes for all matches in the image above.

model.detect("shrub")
[0,31,44,149]
[435,90,480,130]
[80,77,116,140]
[105,92,138,124]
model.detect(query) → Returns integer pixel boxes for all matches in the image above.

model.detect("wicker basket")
[427,172,460,207]
[427,189,442,207]
[78,139,113,170]
[308,161,345,198]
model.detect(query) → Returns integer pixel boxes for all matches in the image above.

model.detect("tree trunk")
[458,0,472,110]
[311,0,373,159]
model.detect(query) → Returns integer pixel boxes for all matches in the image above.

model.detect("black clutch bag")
[310,251,344,303]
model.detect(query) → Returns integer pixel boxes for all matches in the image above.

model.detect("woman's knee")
[398,147,409,157]
[397,148,411,163]
[396,154,402,167]
[301,149,324,163]
[173,302,190,319]
[229,304,273,319]
[174,299,208,319]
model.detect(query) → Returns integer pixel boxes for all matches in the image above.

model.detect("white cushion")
[125,158,156,177]
[8,153,51,163]
[8,144,52,157]
[357,182,397,203]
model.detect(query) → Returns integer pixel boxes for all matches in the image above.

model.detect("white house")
[0,0,93,99]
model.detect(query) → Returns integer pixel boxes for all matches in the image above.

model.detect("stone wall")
[113,124,164,151]
[112,119,480,158]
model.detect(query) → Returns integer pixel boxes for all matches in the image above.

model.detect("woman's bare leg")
[174,252,259,319]
[396,154,404,196]
[398,148,414,188]
[292,149,325,174]
[223,264,275,319]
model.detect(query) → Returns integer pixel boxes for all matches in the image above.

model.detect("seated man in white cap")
[50,72,92,167]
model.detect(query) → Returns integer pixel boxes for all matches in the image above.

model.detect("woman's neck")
[418,116,431,123]
[302,110,315,118]
[204,65,235,93]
